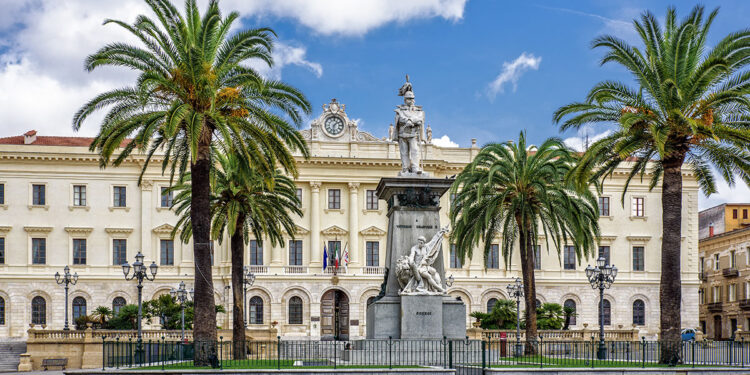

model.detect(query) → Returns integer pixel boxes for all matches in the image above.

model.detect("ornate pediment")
[0,226,11,233]
[152,223,176,234]
[303,99,389,144]
[321,225,348,236]
[283,225,310,235]
[359,226,386,237]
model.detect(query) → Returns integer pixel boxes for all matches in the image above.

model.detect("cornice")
[152,223,175,234]
[321,225,348,236]
[0,226,11,233]
[64,227,93,235]
[105,227,134,234]
[283,225,310,235]
[359,226,386,237]
[24,226,53,233]
[626,235,652,242]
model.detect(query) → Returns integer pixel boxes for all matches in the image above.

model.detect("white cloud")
[539,6,640,44]
[225,0,467,36]
[487,52,541,98]
[0,0,322,138]
[563,124,612,152]
[699,174,750,211]
[432,135,458,148]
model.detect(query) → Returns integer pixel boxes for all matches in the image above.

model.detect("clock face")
[324,116,345,136]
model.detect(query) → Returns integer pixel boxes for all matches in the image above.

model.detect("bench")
[41,358,67,370]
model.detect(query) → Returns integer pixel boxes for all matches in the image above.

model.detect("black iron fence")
[101,336,750,371]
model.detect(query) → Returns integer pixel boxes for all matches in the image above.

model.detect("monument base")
[366,295,466,339]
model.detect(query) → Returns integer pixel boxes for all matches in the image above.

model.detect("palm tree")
[172,146,301,359]
[450,132,600,354]
[553,6,750,363]
[91,306,113,326]
[73,0,310,362]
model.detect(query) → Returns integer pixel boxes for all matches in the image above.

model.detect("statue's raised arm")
[424,225,449,264]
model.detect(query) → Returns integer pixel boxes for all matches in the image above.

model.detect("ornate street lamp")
[122,251,157,359]
[506,277,524,357]
[54,266,79,330]
[242,266,256,324]
[585,256,617,360]
[446,274,455,288]
[170,281,191,342]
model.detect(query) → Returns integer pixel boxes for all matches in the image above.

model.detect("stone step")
[0,340,26,372]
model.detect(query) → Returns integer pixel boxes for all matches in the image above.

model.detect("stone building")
[698,206,750,340]
[0,99,700,339]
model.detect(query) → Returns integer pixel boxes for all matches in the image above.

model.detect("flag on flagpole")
[334,243,340,269]
[343,242,349,272]
[322,243,328,271]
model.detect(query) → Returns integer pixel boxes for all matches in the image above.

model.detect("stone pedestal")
[366,177,466,340]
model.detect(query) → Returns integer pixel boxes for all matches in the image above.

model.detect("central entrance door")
[321,289,349,340]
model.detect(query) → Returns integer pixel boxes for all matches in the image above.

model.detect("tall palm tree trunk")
[231,219,247,360]
[518,221,538,355]
[659,157,684,364]
[192,132,218,366]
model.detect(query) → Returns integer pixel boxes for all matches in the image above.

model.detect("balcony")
[247,265,268,274]
[707,302,724,312]
[323,267,347,275]
[284,266,307,274]
[363,266,386,275]
[723,268,739,277]
[741,300,750,310]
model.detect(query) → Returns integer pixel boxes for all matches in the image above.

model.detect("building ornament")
[152,223,176,234]
[309,181,321,192]
[626,235,652,242]
[105,227,134,235]
[347,182,360,192]
[140,180,154,191]
[23,226,53,233]
[0,225,12,233]
[393,75,425,175]
[359,226,386,237]
[283,225,311,235]
[64,227,94,235]
[321,225,348,236]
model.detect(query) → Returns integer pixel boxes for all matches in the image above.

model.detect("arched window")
[249,296,263,325]
[599,299,611,326]
[112,297,126,315]
[563,299,577,326]
[72,297,87,321]
[633,299,645,326]
[288,296,303,324]
[31,296,46,325]
[487,298,498,312]
[0,297,5,325]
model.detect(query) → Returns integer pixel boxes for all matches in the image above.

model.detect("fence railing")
[102,337,750,370]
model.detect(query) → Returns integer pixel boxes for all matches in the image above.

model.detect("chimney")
[24,130,37,144]
[709,223,714,237]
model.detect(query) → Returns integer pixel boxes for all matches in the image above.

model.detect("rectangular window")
[487,244,500,269]
[366,241,379,267]
[73,185,86,206]
[632,197,644,217]
[699,289,705,305]
[746,281,750,300]
[729,284,737,302]
[633,246,645,271]
[714,286,721,303]
[744,209,748,220]
[327,241,341,266]
[113,239,127,265]
[533,245,541,270]
[731,250,736,268]
[699,257,704,274]
[160,239,174,266]
[599,246,610,265]
[32,238,46,264]
[73,239,86,265]
[250,240,263,266]
[328,189,340,209]
[366,190,378,210]
[734,209,739,219]
[0,237,4,264]
[599,196,610,216]
[564,246,576,270]
[450,244,462,269]
[32,184,45,205]
[113,186,126,207]
[715,253,720,270]
[289,240,303,266]
[295,188,303,207]
[0,183,4,204]
[160,187,173,208]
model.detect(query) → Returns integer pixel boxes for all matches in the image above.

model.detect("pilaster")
[309,182,322,268]
[347,182,360,267]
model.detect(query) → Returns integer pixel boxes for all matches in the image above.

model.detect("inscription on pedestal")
[401,295,443,339]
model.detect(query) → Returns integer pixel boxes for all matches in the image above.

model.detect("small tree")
[536,303,565,330]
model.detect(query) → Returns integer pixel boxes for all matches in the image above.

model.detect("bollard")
[389,336,393,369]
[641,336,646,368]
[101,335,107,371]
[482,340,486,369]
[277,336,281,370]
[448,339,453,369]
[161,336,165,370]
[539,335,543,368]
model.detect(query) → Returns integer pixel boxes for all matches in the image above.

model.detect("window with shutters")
[0,237,4,264]
[32,184,45,205]
[450,244,462,269]
[487,244,500,269]
[633,246,644,271]
[564,246,576,270]
[366,190,378,210]
[289,240,303,266]
[32,238,46,264]
[599,246,610,265]
[72,297,87,321]
[633,300,645,325]
[295,188,303,207]
[564,299,577,326]
[160,187,173,208]
[599,299,611,325]
[113,239,127,266]
[113,186,126,207]
[632,197,644,217]
[160,239,174,266]
[73,185,86,206]
[31,296,46,325]
[599,196,610,216]
[328,189,340,209]
[533,245,541,270]
[249,296,263,324]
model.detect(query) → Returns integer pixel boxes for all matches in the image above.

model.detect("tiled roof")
[0,134,130,147]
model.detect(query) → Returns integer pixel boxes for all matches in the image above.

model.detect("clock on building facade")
[323,115,345,137]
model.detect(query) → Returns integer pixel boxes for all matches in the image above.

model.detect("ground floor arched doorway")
[321,289,349,341]
[714,315,722,340]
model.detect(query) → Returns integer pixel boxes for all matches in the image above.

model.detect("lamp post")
[242,266,256,324]
[122,251,157,360]
[506,277,524,357]
[585,256,617,360]
[170,281,191,342]
[54,266,79,330]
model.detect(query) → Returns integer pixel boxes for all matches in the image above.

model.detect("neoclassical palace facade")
[0,99,700,339]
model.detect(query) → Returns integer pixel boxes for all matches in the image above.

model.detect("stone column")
[140,180,153,259]
[347,182,360,267]
[309,182,322,268]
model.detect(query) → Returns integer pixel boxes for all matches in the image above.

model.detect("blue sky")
[0,0,748,207]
